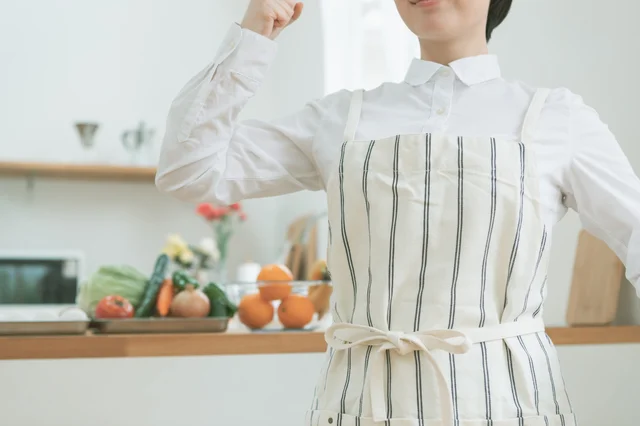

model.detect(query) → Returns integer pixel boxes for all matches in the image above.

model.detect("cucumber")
[202,282,237,318]
[209,298,228,318]
[135,254,170,318]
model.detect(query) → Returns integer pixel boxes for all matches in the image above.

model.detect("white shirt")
[157,24,640,296]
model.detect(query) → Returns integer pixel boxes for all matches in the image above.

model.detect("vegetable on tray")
[202,282,237,318]
[172,270,200,291]
[95,295,134,319]
[170,284,210,318]
[156,279,174,317]
[77,265,148,316]
[135,254,170,318]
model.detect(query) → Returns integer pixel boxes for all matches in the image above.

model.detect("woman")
[157,1,640,425]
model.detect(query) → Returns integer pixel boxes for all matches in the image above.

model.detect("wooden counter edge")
[1,326,639,361]
[547,325,640,345]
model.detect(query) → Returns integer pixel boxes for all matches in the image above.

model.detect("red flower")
[197,203,244,222]
[210,207,226,220]
[196,203,215,219]
[197,203,228,221]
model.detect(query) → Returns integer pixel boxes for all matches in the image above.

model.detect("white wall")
[0,0,327,278]
[490,0,640,326]
[1,344,639,426]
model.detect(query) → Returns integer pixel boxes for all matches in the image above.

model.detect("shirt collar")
[404,54,501,86]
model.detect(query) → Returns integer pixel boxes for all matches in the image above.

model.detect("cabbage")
[77,265,148,315]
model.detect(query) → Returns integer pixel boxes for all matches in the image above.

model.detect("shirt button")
[328,418,334,424]
[440,68,451,77]
[436,107,446,116]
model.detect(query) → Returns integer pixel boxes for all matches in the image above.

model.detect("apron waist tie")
[324,318,545,426]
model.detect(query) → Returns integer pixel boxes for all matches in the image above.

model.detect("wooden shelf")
[0,326,638,361]
[0,161,156,182]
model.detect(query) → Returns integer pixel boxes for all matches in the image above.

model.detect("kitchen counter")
[1,326,640,360]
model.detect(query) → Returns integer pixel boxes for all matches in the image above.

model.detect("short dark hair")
[486,0,512,41]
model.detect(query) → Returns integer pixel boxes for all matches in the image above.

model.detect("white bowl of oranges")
[227,262,332,332]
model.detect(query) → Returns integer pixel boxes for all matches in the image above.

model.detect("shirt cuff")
[214,23,278,83]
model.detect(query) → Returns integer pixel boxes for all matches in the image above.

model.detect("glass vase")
[210,219,232,285]
[209,257,228,286]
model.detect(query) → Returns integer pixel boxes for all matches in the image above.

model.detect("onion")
[170,284,210,318]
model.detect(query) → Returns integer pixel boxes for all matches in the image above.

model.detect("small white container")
[236,262,261,283]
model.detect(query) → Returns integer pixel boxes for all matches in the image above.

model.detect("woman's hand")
[241,0,304,40]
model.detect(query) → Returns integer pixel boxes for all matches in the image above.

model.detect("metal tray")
[91,317,230,334]
[0,321,89,336]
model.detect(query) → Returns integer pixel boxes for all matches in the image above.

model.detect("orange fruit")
[258,264,294,281]
[259,282,292,301]
[238,293,274,329]
[258,264,294,301]
[278,294,315,329]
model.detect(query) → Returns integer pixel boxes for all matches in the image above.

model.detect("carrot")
[156,279,174,317]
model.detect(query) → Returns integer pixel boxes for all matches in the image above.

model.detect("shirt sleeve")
[561,92,640,297]
[155,24,328,204]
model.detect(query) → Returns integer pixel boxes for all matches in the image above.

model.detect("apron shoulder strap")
[343,89,364,142]
[521,88,551,144]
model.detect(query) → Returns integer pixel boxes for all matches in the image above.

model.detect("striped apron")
[306,89,577,426]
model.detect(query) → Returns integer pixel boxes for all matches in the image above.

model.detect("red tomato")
[95,295,134,319]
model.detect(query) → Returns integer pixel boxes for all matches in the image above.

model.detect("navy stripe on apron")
[385,351,392,425]
[363,140,376,327]
[481,343,493,425]
[338,141,358,322]
[505,143,526,425]
[480,137,497,423]
[388,135,401,327]
[448,136,464,329]
[516,228,547,321]
[480,138,498,328]
[385,135,401,425]
[358,346,373,417]
[517,335,540,413]
[505,345,524,425]
[414,133,432,331]
[323,347,335,392]
[413,133,431,426]
[448,136,464,424]
[532,276,547,318]
[544,334,574,413]
[309,383,317,426]
[413,352,424,426]
[338,348,352,426]
[504,143,526,311]
[536,333,564,426]
[333,302,343,322]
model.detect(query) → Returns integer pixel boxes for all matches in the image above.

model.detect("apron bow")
[325,318,545,426]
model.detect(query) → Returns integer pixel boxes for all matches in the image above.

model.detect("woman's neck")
[419,35,489,65]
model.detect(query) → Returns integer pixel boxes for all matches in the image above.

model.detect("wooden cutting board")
[566,229,624,326]
[285,215,311,280]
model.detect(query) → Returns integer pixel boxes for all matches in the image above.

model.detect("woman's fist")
[241,0,303,40]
